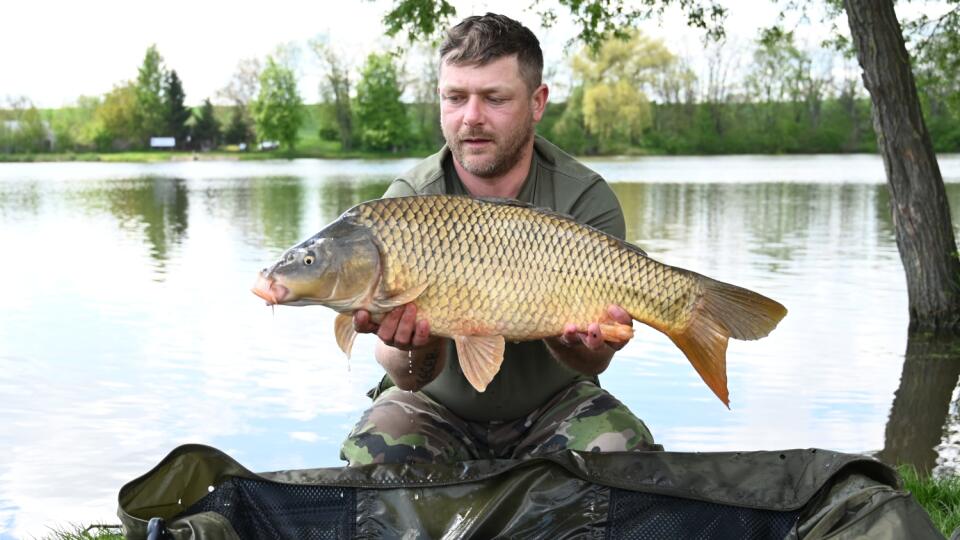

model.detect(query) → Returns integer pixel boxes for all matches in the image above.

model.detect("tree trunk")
[844,0,960,332]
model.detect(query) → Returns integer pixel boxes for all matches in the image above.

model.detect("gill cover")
[266,219,381,310]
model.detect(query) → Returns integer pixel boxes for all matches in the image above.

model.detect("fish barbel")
[252,195,787,406]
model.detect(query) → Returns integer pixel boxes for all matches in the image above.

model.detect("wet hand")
[353,304,433,351]
[557,305,632,351]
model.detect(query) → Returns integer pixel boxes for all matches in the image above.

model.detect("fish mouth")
[252,274,290,305]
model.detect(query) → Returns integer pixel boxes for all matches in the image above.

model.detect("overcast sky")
[1,0,945,108]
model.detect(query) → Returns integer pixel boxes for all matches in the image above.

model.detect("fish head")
[252,220,380,309]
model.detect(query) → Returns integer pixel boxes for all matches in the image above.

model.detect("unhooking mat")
[118,444,944,539]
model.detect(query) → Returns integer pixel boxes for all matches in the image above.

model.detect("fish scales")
[253,194,786,405]
[352,196,699,341]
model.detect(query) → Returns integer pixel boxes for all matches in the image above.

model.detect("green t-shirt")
[379,135,626,421]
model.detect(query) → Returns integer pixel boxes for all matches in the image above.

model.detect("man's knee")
[529,383,658,455]
[341,389,472,466]
[564,401,657,452]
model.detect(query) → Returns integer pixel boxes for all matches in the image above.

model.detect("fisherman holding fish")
[342,13,662,465]
[253,12,785,465]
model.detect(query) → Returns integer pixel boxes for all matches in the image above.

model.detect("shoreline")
[0,148,895,164]
[0,149,434,163]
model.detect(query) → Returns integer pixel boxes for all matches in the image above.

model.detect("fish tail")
[661,275,787,408]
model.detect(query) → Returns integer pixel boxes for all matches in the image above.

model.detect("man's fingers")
[412,320,431,348]
[604,306,631,351]
[607,304,631,324]
[393,304,418,349]
[377,308,404,344]
[583,323,604,350]
[559,324,580,347]
[353,310,378,334]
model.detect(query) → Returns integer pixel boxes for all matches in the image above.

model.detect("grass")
[41,524,123,540]
[899,464,960,537]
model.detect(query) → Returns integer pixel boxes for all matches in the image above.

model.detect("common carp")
[252,195,787,406]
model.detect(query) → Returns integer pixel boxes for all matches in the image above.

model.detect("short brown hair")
[439,13,543,92]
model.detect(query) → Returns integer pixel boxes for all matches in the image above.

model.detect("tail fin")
[667,276,787,408]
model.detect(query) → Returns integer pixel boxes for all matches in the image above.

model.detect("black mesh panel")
[607,488,799,540]
[180,478,355,539]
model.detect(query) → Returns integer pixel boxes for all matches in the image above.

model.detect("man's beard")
[446,113,535,179]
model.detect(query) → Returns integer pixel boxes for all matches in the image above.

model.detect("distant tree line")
[1,28,957,156]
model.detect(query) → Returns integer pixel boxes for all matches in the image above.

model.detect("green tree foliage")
[164,70,191,148]
[50,96,101,151]
[410,44,442,150]
[567,30,675,152]
[382,0,457,41]
[380,0,726,47]
[310,38,354,150]
[224,106,254,146]
[218,58,261,147]
[94,82,139,150]
[355,52,411,152]
[0,97,48,153]
[135,45,168,145]
[910,5,960,151]
[192,99,221,150]
[251,56,304,150]
[584,82,649,151]
[551,87,597,155]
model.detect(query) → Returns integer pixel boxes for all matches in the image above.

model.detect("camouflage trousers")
[340,381,658,466]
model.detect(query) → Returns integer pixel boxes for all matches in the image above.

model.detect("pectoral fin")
[372,282,429,311]
[453,335,505,393]
[334,313,357,358]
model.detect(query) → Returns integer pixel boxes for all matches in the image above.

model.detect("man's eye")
[444,95,464,103]
[487,97,506,104]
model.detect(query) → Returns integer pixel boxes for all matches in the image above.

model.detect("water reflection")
[70,178,189,276]
[0,181,41,217]
[878,334,960,475]
[1,156,960,538]
[250,177,307,250]
[317,177,390,222]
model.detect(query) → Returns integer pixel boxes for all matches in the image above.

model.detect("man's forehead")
[438,55,523,90]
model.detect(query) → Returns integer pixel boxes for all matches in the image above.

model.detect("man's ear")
[531,84,549,123]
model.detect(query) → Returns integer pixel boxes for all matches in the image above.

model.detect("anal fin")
[334,313,358,358]
[453,335,505,393]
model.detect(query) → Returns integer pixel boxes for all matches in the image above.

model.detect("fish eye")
[303,255,315,265]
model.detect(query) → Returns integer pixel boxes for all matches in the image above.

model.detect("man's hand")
[354,304,433,351]
[354,304,446,391]
[556,305,632,351]
[545,305,632,376]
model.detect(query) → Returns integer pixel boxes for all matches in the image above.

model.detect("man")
[340,13,657,466]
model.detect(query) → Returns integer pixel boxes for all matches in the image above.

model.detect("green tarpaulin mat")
[118,444,944,539]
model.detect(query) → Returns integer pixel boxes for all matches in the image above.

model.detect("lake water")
[1,154,960,538]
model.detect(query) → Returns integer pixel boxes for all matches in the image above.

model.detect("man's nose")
[462,96,484,126]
